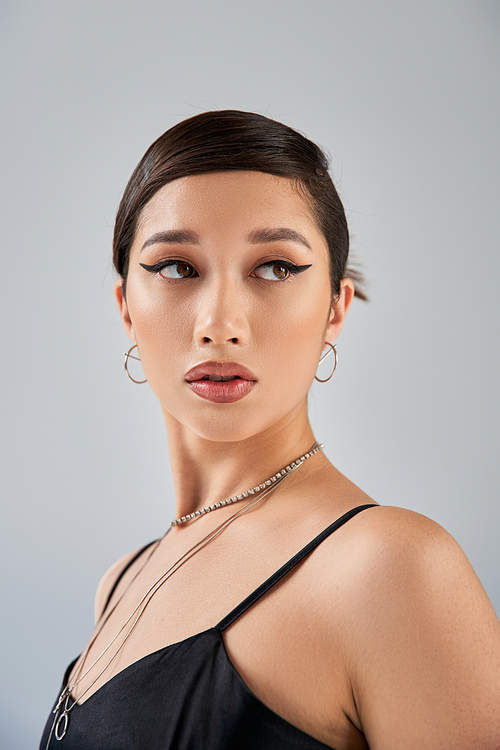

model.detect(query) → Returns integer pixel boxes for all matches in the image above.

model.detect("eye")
[254,263,290,281]
[252,261,312,281]
[158,262,196,279]
[139,260,197,279]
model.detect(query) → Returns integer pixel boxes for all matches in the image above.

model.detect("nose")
[193,277,250,348]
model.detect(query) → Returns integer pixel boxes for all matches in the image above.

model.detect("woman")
[41,110,500,749]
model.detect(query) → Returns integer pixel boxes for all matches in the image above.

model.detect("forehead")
[136,171,324,244]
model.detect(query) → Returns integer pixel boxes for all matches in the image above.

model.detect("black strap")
[101,541,157,616]
[216,504,377,631]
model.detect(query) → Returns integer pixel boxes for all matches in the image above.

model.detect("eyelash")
[139,260,312,281]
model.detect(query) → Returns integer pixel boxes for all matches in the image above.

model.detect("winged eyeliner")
[139,261,312,275]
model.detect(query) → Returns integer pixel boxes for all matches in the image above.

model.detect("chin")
[159,381,310,445]
[161,396,284,444]
[185,413,272,444]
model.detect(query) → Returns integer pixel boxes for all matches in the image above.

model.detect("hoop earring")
[123,344,147,384]
[314,343,338,383]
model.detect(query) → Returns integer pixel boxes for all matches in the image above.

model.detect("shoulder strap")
[102,541,157,616]
[216,504,377,631]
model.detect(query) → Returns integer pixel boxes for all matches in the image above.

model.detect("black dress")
[41,504,375,749]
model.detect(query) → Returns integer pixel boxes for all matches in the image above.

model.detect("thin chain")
[48,442,323,745]
[68,458,310,701]
[64,536,164,697]
[68,443,323,702]
[45,535,165,749]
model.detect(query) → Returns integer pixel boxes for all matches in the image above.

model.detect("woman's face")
[116,171,353,443]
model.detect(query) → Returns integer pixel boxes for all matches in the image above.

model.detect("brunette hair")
[113,110,366,300]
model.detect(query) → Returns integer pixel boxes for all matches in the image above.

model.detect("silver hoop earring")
[314,343,338,383]
[123,344,147,384]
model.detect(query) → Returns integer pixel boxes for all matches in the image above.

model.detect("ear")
[323,278,355,348]
[114,278,136,343]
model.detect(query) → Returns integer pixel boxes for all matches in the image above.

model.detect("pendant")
[46,693,71,747]
[54,710,69,741]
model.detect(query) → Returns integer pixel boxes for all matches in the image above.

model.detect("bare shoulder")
[94,546,148,623]
[338,504,496,607]
[325,505,500,748]
[333,504,500,647]
[336,503,474,564]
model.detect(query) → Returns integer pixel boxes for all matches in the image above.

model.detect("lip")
[185,361,257,382]
[185,361,257,404]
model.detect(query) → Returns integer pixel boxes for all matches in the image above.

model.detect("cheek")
[125,282,194,375]
[252,288,330,392]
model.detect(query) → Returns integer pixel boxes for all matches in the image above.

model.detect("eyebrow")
[247,227,312,250]
[140,227,312,253]
[140,230,200,252]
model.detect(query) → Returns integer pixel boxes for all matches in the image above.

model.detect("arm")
[341,508,500,750]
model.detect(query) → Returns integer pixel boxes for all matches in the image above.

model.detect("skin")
[71,172,500,750]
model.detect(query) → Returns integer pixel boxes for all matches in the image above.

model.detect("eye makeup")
[139,260,197,276]
[139,260,312,280]
[140,260,198,279]
[253,261,312,279]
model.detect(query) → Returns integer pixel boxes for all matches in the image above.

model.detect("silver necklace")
[171,442,324,526]
[46,442,323,747]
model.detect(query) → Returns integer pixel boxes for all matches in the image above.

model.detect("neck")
[162,403,317,521]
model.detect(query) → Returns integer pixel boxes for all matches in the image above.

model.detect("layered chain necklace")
[46,442,324,747]
[170,441,324,525]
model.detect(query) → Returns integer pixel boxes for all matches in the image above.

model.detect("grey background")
[1,1,499,746]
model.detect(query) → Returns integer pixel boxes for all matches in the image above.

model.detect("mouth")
[185,362,257,403]
[185,361,257,382]
[200,374,242,382]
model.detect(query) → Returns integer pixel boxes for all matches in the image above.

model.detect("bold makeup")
[184,361,257,404]
[139,259,312,281]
